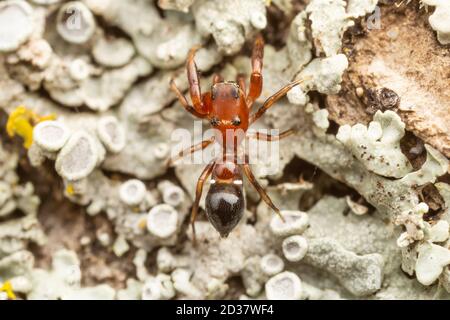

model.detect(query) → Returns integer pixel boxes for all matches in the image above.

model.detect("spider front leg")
[250,78,306,124]
[237,73,247,96]
[170,46,210,118]
[186,46,208,115]
[213,73,224,85]
[191,160,216,244]
[170,78,206,119]
[240,162,285,222]
[247,35,264,109]
[247,128,297,141]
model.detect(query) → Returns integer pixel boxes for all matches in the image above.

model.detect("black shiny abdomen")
[205,183,245,238]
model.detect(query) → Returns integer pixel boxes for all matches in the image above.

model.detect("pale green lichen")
[0,0,449,301]
[192,0,267,55]
[0,216,46,258]
[288,54,349,106]
[421,0,450,45]
[28,250,115,300]
[55,131,99,181]
[347,0,378,18]
[415,242,450,286]
[306,0,353,57]
[400,144,449,185]
[337,111,413,178]
[436,182,450,222]
[286,11,313,72]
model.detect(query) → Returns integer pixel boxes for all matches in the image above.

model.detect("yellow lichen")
[0,281,17,300]
[6,105,56,149]
[66,184,75,195]
[138,218,147,229]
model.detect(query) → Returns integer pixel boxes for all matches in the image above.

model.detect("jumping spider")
[169,35,305,241]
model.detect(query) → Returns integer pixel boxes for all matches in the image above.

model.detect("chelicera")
[169,35,304,241]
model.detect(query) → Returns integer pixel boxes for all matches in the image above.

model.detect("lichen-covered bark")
[0,0,449,300]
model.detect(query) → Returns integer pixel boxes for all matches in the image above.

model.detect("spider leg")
[186,46,208,115]
[237,73,247,97]
[250,78,306,124]
[240,162,285,222]
[191,159,216,244]
[170,78,206,118]
[167,137,215,167]
[213,73,224,84]
[247,128,297,141]
[247,35,264,108]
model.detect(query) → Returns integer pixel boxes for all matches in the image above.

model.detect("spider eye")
[210,117,220,126]
[232,116,241,126]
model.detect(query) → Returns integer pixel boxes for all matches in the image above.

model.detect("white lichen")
[422,0,450,45]
[119,179,147,207]
[172,268,202,298]
[265,271,303,300]
[345,196,369,216]
[306,0,354,56]
[192,0,267,55]
[303,238,384,296]
[141,274,175,300]
[286,11,313,72]
[146,204,179,238]
[92,36,135,68]
[97,116,126,154]
[260,254,284,276]
[425,220,449,243]
[0,1,34,52]
[415,242,450,286]
[112,235,130,257]
[0,0,448,301]
[395,202,428,248]
[347,0,378,18]
[287,55,349,106]
[56,1,96,44]
[156,247,189,273]
[55,131,99,181]
[0,143,40,220]
[28,250,115,300]
[157,180,185,207]
[33,120,70,152]
[270,211,309,237]
[158,0,195,13]
[282,235,308,262]
[401,144,448,185]
[337,110,413,178]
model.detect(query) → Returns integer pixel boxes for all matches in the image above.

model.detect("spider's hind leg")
[190,160,216,244]
[240,162,285,222]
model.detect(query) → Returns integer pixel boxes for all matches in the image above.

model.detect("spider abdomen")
[205,182,245,238]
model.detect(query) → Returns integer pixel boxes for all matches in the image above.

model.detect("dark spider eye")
[232,116,241,126]
[210,117,220,126]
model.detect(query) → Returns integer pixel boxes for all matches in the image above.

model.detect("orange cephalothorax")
[208,82,249,150]
[169,35,305,242]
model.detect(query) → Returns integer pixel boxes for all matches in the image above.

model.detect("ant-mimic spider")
[170,35,305,242]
